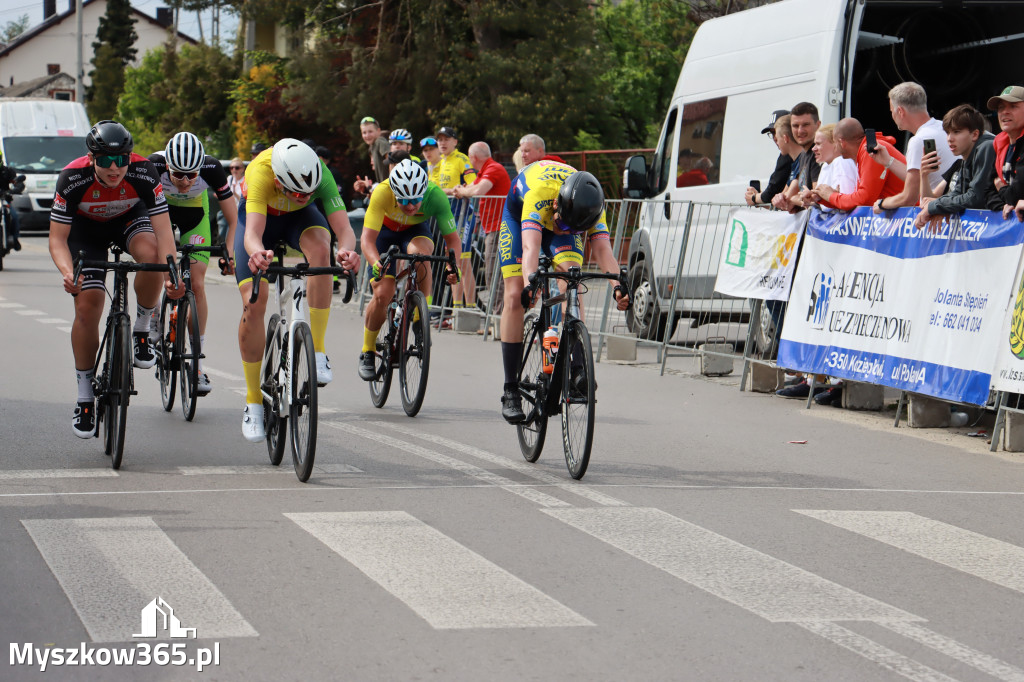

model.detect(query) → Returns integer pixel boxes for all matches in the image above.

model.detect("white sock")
[199,335,206,371]
[76,368,95,402]
[134,304,155,333]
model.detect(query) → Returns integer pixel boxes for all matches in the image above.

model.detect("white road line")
[15,309,45,316]
[57,326,71,333]
[177,464,362,475]
[0,301,24,308]
[795,510,1024,594]
[543,507,918,623]
[328,422,571,508]
[286,511,593,629]
[879,621,1024,682]
[796,622,958,682]
[203,367,243,382]
[372,421,629,507]
[38,317,70,324]
[0,468,118,480]
[22,517,258,642]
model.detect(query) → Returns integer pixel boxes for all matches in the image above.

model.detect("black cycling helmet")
[555,171,604,234]
[86,120,134,156]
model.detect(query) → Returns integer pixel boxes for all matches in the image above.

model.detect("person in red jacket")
[811,118,905,211]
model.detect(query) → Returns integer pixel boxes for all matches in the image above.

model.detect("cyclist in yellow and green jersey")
[431,126,478,314]
[357,159,461,380]
[234,139,360,442]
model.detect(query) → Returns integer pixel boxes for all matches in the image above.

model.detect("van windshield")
[4,137,87,173]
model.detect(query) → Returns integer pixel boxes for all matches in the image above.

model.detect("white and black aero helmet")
[271,138,322,193]
[164,132,205,173]
[389,159,428,201]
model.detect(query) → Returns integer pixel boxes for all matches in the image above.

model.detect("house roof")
[0,72,75,97]
[0,0,197,60]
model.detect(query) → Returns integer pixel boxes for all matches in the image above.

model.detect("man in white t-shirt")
[871,82,957,213]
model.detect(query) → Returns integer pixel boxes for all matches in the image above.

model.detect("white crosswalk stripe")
[286,510,593,629]
[15,309,45,316]
[0,468,117,480]
[22,517,258,642]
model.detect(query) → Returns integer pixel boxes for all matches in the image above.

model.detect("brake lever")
[166,255,179,289]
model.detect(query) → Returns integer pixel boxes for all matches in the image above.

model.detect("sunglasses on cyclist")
[169,170,199,180]
[94,154,131,168]
[286,188,313,200]
[397,197,422,206]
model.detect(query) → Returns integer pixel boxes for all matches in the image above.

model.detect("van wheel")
[626,261,671,340]
[752,300,778,359]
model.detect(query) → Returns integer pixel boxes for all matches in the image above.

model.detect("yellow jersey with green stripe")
[241,148,346,217]
[364,180,458,235]
[429,150,477,190]
[508,160,609,238]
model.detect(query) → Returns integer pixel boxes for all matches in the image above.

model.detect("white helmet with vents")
[165,132,205,173]
[389,159,428,201]
[271,138,322,193]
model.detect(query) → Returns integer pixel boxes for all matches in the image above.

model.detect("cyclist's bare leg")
[71,289,104,369]
[364,276,396,331]
[299,227,332,310]
[238,281,268,363]
[127,232,162,309]
[407,236,434,299]
[501,274,526,343]
[455,256,476,306]
[190,259,209,334]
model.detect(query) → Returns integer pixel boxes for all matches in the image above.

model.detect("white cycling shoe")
[316,352,332,386]
[242,403,265,443]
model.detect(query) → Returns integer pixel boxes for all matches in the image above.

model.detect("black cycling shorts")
[68,202,154,292]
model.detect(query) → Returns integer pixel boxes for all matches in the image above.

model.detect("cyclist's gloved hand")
[371,260,383,280]
[520,285,536,310]
[613,284,630,311]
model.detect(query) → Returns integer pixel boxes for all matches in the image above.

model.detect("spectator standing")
[773,102,821,211]
[353,116,390,196]
[745,109,792,206]
[812,118,905,210]
[454,141,513,319]
[987,85,1024,218]
[519,134,546,167]
[797,124,857,210]
[420,136,441,175]
[220,157,245,243]
[432,126,479,313]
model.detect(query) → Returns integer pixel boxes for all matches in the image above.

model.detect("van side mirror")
[622,155,649,199]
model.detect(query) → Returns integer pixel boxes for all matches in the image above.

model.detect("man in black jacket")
[745,109,792,207]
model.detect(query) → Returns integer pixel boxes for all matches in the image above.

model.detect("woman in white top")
[799,123,858,210]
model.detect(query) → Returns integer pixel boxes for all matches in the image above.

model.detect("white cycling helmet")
[164,132,205,173]
[389,128,413,143]
[271,138,322,193]
[389,159,428,201]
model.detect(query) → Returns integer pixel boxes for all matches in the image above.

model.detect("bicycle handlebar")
[374,244,459,283]
[249,262,355,304]
[524,260,630,309]
[73,250,179,284]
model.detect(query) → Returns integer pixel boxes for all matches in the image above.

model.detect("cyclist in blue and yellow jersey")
[431,126,478,315]
[234,138,360,442]
[149,132,238,395]
[497,161,629,423]
[357,158,461,381]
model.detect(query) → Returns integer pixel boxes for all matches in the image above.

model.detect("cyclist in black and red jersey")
[48,120,184,438]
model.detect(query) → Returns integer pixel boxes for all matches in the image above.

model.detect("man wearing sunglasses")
[357,158,461,381]
[149,132,239,395]
[234,138,359,442]
[48,119,185,438]
[496,161,629,424]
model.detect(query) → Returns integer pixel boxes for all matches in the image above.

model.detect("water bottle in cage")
[542,326,559,374]
[393,301,402,328]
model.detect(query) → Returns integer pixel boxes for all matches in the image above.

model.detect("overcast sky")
[1,1,241,53]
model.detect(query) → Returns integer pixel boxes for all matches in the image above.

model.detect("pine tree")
[92,0,138,65]
[86,0,139,120]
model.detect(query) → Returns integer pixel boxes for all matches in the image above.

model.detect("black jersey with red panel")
[50,154,168,225]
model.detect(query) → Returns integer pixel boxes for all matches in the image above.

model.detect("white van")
[621,0,1020,339]
[0,98,91,231]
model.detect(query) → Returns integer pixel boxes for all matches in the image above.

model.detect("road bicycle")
[517,255,628,480]
[368,244,458,417]
[249,246,354,482]
[73,248,178,469]
[155,243,227,421]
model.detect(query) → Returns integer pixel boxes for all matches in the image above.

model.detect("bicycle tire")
[399,291,430,417]
[263,314,287,466]
[109,317,132,470]
[369,311,394,408]
[177,292,200,422]
[157,295,177,411]
[102,324,116,456]
[289,323,318,482]
[516,312,548,462]
[560,320,595,480]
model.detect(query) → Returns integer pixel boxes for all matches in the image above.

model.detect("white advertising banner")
[714,208,807,301]
[778,208,1024,405]
[992,250,1024,392]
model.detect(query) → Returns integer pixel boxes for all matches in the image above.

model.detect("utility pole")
[75,0,83,101]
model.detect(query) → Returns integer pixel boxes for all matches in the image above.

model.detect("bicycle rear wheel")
[516,312,548,462]
[108,317,132,470]
[369,313,394,408]
[561,320,595,480]
[157,295,176,411]
[262,314,286,466]
[399,291,430,417]
[289,323,317,482]
[177,292,200,421]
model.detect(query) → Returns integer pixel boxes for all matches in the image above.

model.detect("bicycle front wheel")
[177,292,200,422]
[262,314,287,466]
[289,323,317,482]
[157,295,176,411]
[399,291,430,417]
[560,320,595,479]
[516,312,548,463]
[109,317,132,470]
[369,315,394,408]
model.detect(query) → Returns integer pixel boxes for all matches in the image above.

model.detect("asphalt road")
[3,239,1024,682]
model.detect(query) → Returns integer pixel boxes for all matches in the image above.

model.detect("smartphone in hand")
[922,138,937,156]
[749,180,761,192]
[865,129,878,153]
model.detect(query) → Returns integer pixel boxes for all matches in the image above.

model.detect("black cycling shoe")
[501,388,525,424]
[358,352,377,381]
[72,401,97,438]
[133,331,156,369]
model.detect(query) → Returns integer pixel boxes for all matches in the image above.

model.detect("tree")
[87,0,138,120]
[1,14,29,44]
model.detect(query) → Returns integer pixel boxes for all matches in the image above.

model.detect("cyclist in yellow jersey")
[432,126,478,315]
[234,139,359,442]
[357,159,461,380]
[497,162,629,423]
